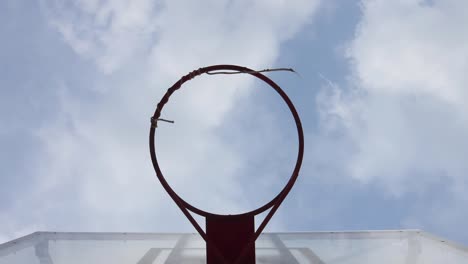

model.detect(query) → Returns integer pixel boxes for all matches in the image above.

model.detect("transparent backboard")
[1,230,467,263]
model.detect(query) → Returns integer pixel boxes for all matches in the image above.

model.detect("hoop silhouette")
[149,64,304,264]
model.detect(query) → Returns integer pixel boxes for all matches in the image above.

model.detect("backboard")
[1,230,467,263]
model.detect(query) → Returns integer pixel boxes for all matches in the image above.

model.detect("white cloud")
[0,0,321,242]
[40,0,160,74]
[349,0,468,106]
[317,0,468,232]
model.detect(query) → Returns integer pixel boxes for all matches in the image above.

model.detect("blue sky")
[2,0,468,246]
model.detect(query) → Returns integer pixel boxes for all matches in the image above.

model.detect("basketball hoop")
[149,64,304,264]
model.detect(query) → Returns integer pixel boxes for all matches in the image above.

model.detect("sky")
[1,0,468,246]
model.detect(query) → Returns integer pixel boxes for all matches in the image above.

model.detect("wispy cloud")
[316,0,468,239]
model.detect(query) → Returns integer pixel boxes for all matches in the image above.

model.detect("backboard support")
[206,215,255,263]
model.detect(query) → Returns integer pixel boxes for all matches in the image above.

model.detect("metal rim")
[149,64,304,218]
